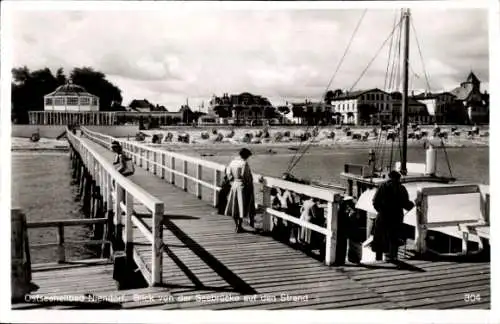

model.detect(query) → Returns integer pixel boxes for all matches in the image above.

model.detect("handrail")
[68,128,165,285]
[70,129,163,215]
[414,183,489,256]
[24,217,110,264]
[27,218,108,228]
[81,126,342,201]
[81,126,346,265]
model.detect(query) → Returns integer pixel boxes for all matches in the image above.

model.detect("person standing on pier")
[371,170,414,261]
[224,148,256,233]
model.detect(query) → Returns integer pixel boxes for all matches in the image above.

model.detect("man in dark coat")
[372,171,415,261]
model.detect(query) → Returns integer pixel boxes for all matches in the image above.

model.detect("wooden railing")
[81,127,346,265]
[27,218,110,264]
[414,184,490,255]
[68,128,165,286]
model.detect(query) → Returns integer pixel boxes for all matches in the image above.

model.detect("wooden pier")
[11,127,490,310]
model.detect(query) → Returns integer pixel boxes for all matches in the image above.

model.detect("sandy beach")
[10,125,488,154]
[127,126,489,155]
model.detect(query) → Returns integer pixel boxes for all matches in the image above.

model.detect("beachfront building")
[289,101,333,125]
[412,92,456,124]
[328,88,393,125]
[118,101,196,127]
[449,72,489,124]
[208,92,276,125]
[28,81,118,125]
[391,92,431,124]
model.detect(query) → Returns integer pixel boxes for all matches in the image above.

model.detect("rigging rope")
[350,15,404,92]
[411,19,432,91]
[324,9,367,95]
[383,10,399,91]
[440,137,454,178]
[285,10,368,175]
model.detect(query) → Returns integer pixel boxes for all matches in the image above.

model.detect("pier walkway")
[12,128,490,310]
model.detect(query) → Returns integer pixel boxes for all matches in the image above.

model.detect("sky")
[10,5,489,112]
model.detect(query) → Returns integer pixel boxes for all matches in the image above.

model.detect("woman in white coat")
[224,148,255,232]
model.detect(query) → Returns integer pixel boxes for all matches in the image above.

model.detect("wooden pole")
[11,209,35,301]
[56,224,65,263]
[161,153,166,179]
[170,156,175,185]
[125,192,134,262]
[261,183,272,232]
[213,169,222,207]
[152,203,164,286]
[324,196,340,266]
[196,164,202,199]
[415,189,428,253]
[182,160,188,191]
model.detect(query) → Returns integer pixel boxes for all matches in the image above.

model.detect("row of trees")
[11,66,123,124]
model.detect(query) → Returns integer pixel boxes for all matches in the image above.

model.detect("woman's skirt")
[225,181,255,221]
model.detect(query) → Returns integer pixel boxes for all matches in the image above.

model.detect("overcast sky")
[10,6,489,111]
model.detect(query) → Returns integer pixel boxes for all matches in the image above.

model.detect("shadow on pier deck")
[13,135,490,310]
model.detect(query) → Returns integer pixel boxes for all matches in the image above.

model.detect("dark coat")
[217,176,232,215]
[371,180,414,254]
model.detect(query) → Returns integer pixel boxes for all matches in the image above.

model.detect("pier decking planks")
[14,137,489,310]
[84,137,491,309]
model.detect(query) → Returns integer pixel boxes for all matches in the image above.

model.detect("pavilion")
[28,81,117,125]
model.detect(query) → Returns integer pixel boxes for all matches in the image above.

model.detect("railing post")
[182,160,188,191]
[324,196,340,266]
[415,189,428,254]
[213,169,222,207]
[153,152,157,175]
[196,164,202,199]
[146,150,150,171]
[56,223,65,263]
[125,192,134,261]
[170,156,175,185]
[481,190,490,224]
[140,148,144,168]
[152,203,164,286]
[161,153,166,179]
[114,183,124,245]
[261,182,272,232]
[462,231,469,255]
[133,146,137,164]
[11,209,35,302]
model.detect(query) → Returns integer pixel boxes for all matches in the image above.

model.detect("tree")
[292,105,304,118]
[56,68,67,85]
[213,105,231,118]
[324,89,344,103]
[324,90,335,103]
[358,104,377,124]
[277,106,290,115]
[263,106,277,119]
[11,67,58,123]
[70,67,123,111]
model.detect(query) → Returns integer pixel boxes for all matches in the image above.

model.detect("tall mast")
[400,8,410,175]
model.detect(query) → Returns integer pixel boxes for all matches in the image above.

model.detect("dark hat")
[388,170,401,180]
[239,148,252,159]
[111,141,120,147]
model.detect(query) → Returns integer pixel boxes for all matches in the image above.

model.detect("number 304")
[464,293,481,302]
